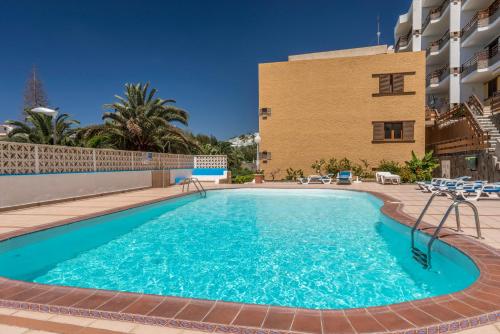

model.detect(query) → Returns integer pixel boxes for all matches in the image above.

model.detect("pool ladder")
[411,190,482,269]
[180,177,207,197]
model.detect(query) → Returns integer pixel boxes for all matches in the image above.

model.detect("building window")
[373,121,415,142]
[260,151,272,160]
[259,108,271,119]
[384,122,402,140]
[372,72,416,97]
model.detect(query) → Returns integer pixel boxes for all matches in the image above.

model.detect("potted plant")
[254,169,264,184]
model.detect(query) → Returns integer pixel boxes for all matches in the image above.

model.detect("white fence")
[0,142,226,175]
[194,155,227,168]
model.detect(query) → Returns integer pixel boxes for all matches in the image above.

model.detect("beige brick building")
[258,45,426,179]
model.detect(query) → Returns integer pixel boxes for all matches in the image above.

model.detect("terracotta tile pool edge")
[0,186,498,334]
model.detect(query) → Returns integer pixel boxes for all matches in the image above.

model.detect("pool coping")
[0,186,498,334]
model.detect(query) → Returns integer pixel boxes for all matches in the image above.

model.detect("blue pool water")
[0,189,478,309]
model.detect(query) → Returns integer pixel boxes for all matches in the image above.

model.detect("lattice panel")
[38,145,95,173]
[0,142,37,175]
[194,155,227,168]
[178,154,195,169]
[95,149,134,171]
[0,142,222,175]
[157,154,181,169]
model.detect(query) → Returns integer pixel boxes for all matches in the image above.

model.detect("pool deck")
[0,183,498,334]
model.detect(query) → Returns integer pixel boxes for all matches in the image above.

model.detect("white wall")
[169,169,193,184]
[0,171,152,209]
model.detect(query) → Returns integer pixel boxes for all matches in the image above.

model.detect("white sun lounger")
[298,175,332,184]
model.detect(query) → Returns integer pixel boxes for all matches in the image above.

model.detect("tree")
[84,83,195,153]
[6,109,79,145]
[23,66,49,115]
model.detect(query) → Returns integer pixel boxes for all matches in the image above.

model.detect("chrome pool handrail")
[411,190,482,269]
[181,177,207,197]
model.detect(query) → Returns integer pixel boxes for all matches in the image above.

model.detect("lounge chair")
[336,171,353,184]
[299,175,331,184]
[421,178,450,193]
[375,171,401,184]
[456,182,499,201]
[376,172,392,184]
[418,176,470,191]
[416,178,441,190]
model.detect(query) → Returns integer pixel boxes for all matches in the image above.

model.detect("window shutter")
[373,122,385,141]
[379,75,392,94]
[403,121,415,141]
[393,74,404,93]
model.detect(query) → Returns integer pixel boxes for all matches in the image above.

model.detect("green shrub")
[404,151,439,181]
[378,160,402,175]
[338,158,352,171]
[234,174,255,184]
[311,159,326,174]
[399,166,416,183]
[285,168,304,181]
[325,158,339,175]
[324,157,352,175]
[377,151,439,183]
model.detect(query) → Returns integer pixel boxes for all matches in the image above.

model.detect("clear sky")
[0,0,409,139]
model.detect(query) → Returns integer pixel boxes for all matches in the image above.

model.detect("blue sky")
[0,0,409,139]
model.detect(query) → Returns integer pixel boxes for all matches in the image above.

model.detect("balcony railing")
[426,30,450,56]
[461,44,499,78]
[422,0,450,33]
[490,91,500,114]
[395,29,412,52]
[426,64,450,86]
[462,0,499,41]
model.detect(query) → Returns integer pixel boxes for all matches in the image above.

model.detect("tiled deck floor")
[0,183,499,333]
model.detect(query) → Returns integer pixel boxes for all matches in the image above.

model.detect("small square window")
[384,122,403,140]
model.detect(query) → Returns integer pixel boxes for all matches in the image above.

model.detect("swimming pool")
[0,189,478,309]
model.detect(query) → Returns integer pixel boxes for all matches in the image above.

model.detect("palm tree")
[97,82,194,152]
[6,109,79,145]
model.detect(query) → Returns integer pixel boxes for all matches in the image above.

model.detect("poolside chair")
[375,172,392,184]
[382,174,401,185]
[336,171,353,184]
[457,182,499,201]
[299,174,332,184]
[298,175,320,184]
[421,178,450,193]
[418,176,471,192]
[416,178,440,190]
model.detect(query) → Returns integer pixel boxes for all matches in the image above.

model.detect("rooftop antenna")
[376,15,381,45]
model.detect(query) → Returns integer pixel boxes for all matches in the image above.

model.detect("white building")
[0,124,13,137]
[394,0,499,112]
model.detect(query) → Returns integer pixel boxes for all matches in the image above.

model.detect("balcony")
[461,44,499,83]
[463,0,496,12]
[422,0,450,37]
[462,0,499,47]
[394,5,413,39]
[426,30,450,65]
[395,29,412,52]
[426,64,450,93]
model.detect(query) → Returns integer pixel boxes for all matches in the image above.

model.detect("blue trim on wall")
[0,168,194,177]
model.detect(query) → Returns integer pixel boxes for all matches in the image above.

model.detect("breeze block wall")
[258,51,426,179]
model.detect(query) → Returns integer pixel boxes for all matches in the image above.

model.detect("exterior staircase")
[467,95,500,170]
[475,114,500,153]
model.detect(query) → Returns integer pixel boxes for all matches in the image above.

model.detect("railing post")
[34,145,39,174]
